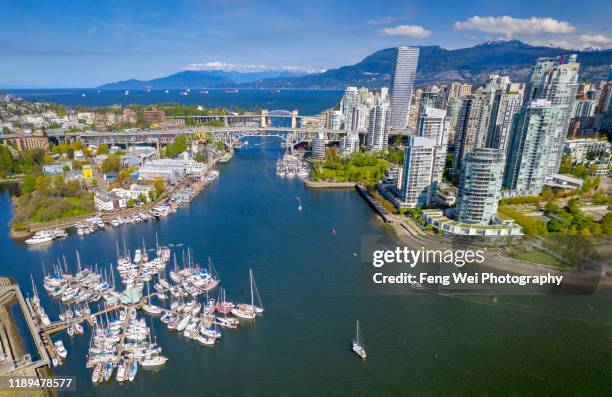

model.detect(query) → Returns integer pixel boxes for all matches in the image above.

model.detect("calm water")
[1,141,612,395]
[1,89,342,116]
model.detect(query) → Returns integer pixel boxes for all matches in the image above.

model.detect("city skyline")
[1,0,612,87]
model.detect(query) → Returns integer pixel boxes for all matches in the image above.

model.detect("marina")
[275,153,309,177]
[25,239,264,385]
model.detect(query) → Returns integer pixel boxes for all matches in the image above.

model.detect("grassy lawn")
[28,196,94,223]
[512,250,566,267]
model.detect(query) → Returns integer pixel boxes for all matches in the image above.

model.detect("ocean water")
[1,89,343,116]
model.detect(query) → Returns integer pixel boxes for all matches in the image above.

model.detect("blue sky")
[0,0,610,87]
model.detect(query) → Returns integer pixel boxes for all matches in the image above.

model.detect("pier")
[0,276,51,386]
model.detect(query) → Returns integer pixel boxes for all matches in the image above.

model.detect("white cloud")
[580,34,612,46]
[453,16,575,37]
[377,25,431,38]
[183,62,325,74]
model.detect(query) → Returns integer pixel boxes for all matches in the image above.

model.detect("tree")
[148,189,156,202]
[138,193,147,203]
[97,144,109,155]
[92,179,98,187]
[153,178,165,196]
[601,213,612,235]
[127,198,135,208]
[101,154,121,173]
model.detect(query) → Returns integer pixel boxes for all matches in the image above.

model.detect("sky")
[0,0,610,87]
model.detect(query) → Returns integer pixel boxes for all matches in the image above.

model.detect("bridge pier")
[260,109,268,128]
[291,110,298,129]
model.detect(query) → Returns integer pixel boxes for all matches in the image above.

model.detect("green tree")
[127,198,135,208]
[153,178,165,196]
[97,144,109,155]
[101,154,121,173]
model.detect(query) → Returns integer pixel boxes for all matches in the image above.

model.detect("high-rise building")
[445,97,462,143]
[341,131,360,156]
[387,46,419,131]
[399,136,445,208]
[312,133,326,159]
[454,148,504,225]
[524,55,580,178]
[503,99,563,196]
[484,74,511,91]
[573,99,597,118]
[351,104,370,132]
[341,87,359,130]
[452,91,494,173]
[367,102,389,151]
[486,90,522,158]
[417,107,449,146]
[330,111,345,130]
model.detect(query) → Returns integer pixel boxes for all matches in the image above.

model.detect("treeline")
[0,146,46,178]
[498,206,549,236]
[545,199,611,236]
[164,135,189,158]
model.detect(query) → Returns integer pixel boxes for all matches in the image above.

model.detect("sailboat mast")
[250,269,254,307]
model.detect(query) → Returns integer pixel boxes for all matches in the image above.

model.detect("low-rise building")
[564,138,611,163]
[0,134,49,151]
[82,165,93,178]
[42,163,67,176]
[422,209,522,236]
[544,173,584,191]
[137,158,203,182]
[112,184,154,201]
[94,191,126,211]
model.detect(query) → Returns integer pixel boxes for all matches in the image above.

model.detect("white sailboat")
[231,269,263,319]
[352,320,366,359]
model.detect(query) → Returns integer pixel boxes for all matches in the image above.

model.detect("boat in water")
[231,269,263,319]
[352,320,366,359]
[128,360,138,382]
[91,363,103,383]
[54,340,67,359]
[116,359,127,382]
[103,362,114,382]
[25,230,54,245]
[140,354,168,368]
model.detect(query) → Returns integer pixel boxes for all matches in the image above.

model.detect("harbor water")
[1,140,612,395]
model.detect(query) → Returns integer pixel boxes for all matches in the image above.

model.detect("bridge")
[47,126,350,148]
[180,109,301,129]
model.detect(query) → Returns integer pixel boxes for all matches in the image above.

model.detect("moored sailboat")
[231,269,263,319]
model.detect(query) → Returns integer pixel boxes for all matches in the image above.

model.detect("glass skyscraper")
[387,46,420,131]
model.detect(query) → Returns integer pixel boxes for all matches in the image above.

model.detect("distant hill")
[98,70,309,89]
[99,41,612,89]
[248,40,612,88]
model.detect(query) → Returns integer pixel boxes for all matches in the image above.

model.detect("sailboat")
[231,269,263,319]
[295,196,302,211]
[352,320,366,359]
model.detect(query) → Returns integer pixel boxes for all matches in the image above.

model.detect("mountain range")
[99,40,612,90]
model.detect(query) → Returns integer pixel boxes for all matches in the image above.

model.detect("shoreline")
[303,178,356,189]
[384,214,612,289]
